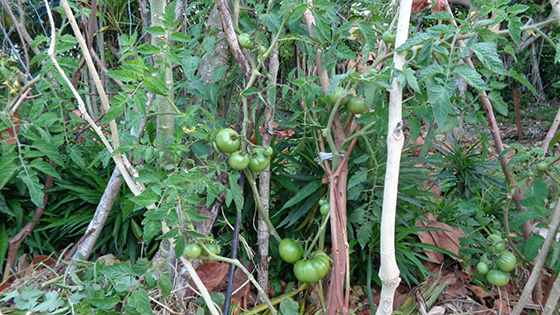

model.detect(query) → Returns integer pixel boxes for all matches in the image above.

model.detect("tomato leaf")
[280,180,322,210]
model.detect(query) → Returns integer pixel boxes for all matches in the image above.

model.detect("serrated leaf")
[428,84,453,127]
[404,68,420,92]
[0,154,18,189]
[91,296,120,310]
[157,273,172,298]
[279,298,299,315]
[509,69,537,94]
[228,172,244,212]
[487,90,508,116]
[508,4,529,15]
[31,291,63,312]
[137,44,160,56]
[32,141,64,166]
[108,69,141,82]
[102,93,128,124]
[453,65,489,90]
[30,159,60,179]
[262,11,282,33]
[281,180,323,210]
[357,221,373,248]
[142,220,161,243]
[395,32,436,52]
[289,4,308,24]
[130,190,159,207]
[127,289,153,315]
[144,75,169,95]
[170,31,190,42]
[146,26,166,36]
[470,42,507,75]
[334,42,355,60]
[508,17,522,45]
[18,170,43,207]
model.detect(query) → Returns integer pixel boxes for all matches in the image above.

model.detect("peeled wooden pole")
[376,0,412,314]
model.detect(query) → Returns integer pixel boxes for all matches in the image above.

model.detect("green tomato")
[328,87,349,106]
[205,243,220,255]
[320,203,330,216]
[263,146,273,157]
[228,150,249,170]
[216,128,240,153]
[238,33,253,49]
[278,238,303,264]
[476,261,489,274]
[347,97,368,114]
[382,31,396,44]
[249,151,270,172]
[293,251,330,283]
[487,234,506,253]
[486,269,510,287]
[537,162,549,172]
[496,251,517,272]
[183,243,202,259]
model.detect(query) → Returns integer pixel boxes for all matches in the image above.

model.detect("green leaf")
[144,75,169,95]
[508,17,522,45]
[30,159,60,179]
[262,12,282,33]
[470,42,507,75]
[142,220,161,243]
[130,190,159,207]
[289,4,308,24]
[126,289,153,315]
[395,32,436,52]
[279,298,299,315]
[170,31,191,43]
[90,296,120,310]
[404,68,420,92]
[428,84,453,127]
[32,141,64,166]
[357,220,373,248]
[18,170,43,207]
[31,291,63,312]
[520,235,544,262]
[280,180,323,210]
[228,172,244,211]
[453,65,489,90]
[0,153,18,189]
[137,44,160,56]
[146,26,166,36]
[507,4,529,15]
[487,90,508,116]
[157,273,172,298]
[102,93,129,124]
[509,69,537,94]
[334,42,355,60]
[108,69,141,82]
[0,223,7,275]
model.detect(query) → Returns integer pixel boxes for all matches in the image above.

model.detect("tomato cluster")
[278,238,331,284]
[327,87,368,115]
[477,234,517,287]
[215,128,272,172]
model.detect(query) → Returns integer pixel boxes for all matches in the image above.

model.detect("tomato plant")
[486,269,510,287]
[496,251,517,272]
[228,151,249,170]
[382,31,396,44]
[293,251,330,283]
[216,128,241,153]
[537,161,549,172]
[347,97,367,114]
[278,238,303,264]
[487,234,506,253]
[183,243,202,259]
[205,243,220,255]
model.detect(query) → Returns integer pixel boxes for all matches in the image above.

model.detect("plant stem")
[244,170,282,242]
[242,284,308,314]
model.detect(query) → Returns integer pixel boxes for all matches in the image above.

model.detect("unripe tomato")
[183,243,202,259]
[205,243,220,255]
[537,162,549,172]
[328,87,349,106]
[476,261,489,274]
[238,33,253,49]
[486,269,510,287]
[347,97,367,114]
[487,234,506,253]
[263,146,273,157]
[249,149,270,172]
[320,203,330,216]
[228,150,249,170]
[293,251,330,283]
[496,251,517,272]
[216,128,240,153]
[278,238,303,264]
[382,31,396,44]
